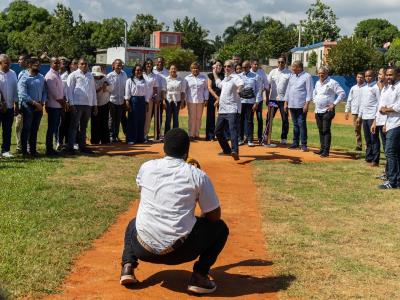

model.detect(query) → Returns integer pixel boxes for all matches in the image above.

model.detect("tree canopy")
[354,19,399,48]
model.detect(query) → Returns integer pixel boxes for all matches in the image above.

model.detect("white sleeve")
[125,80,131,100]
[198,172,220,214]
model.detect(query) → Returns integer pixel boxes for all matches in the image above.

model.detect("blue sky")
[2,0,400,38]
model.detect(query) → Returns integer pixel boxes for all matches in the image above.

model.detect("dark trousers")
[0,108,14,153]
[266,101,289,140]
[121,110,127,136]
[240,103,255,142]
[46,107,62,151]
[121,217,229,276]
[377,126,388,174]
[21,104,43,154]
[256,102,263,141]
[215,113,240,154]
[69,105,91,150]
[127,96,146,143]
[290,108,308,146]
[109,103,124,141]
[385,126,400,187]
[91,103,110,144]
[363,119,380,164]
[164,101,180,134]
[315,110,335,155]
[58,110,70,145]
[206,97,216,140]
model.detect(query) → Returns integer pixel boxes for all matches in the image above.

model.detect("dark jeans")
[377,126,386,152]
[215,113,240,154]
[385,126,400,187]
[315,110,335,155]
[21,104,43,154]
[127,96,146,143]
[267,101,289,140]
[121,217,229,276]
[206,96,216,140]
[290,108,308,146]
[46,107,62,151]
[57,110,71,145]
[91,103,110,144]
[109,103,124,140]
[256,102,263,141]
[121,110,127,136]
[240,103,255,142]
[0,108,14,153]
[69,105,91,150]
[363,119,380,164]
[164,101,180,134]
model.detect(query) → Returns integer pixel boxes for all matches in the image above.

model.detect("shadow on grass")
[126,259,296,297]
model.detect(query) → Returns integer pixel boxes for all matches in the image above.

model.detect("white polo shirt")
[312,77,346,113]
[185,74,209,103]
[345,83,365,115]
[268,67,291,101]
[216,73,245,114]
[383,81,400,132]
[135,156,220,254]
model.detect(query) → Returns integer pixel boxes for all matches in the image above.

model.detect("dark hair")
[143,59,153,72]
[163,128,190,159]
[29,57,40,65]
[356,72,365,77]
[132,63,144,80]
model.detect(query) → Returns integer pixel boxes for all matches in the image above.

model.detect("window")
[161,34,177,44]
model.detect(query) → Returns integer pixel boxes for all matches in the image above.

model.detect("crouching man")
[120,128,229,294]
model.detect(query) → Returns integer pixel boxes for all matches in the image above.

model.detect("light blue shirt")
[239,71,262,104]
[284,71,313,109]
[17,69,28,81]
[0,70,18,109]
[17,72,47,105]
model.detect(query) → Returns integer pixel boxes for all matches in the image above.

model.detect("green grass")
[253,160,400,299]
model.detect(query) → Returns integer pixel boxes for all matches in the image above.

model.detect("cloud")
[1,0,400,39]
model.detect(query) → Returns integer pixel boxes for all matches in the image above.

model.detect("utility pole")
[298,24,302,47]
[124,20,128,65]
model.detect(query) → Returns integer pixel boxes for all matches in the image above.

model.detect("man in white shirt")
[107,59,127,143]
[312,66,346,157]
[378,67,400,189]
[345,73,365,151]
[266,56,291,144]
[0,54,18,158]
[357,70,381,166]
[283,61,313,151]
[153,57,169,139]
[213,60,244,160]
[120,128,229,294]
[67,57,97,154]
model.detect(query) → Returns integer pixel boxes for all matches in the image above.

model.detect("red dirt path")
[47,141,352,300]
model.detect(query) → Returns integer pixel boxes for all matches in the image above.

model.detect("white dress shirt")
[153,67,169,92]
[60,71,69,100]
[166,76,186,103]
[358,81,380,120]
[107,70,128,105]
[143,72,159,102]
[382,81,400,132]
[345,83,365,115]
[124,77,147,99]
[216,73,245,114]
[376,84,390,126]
[239,71,262,104]
[284,71,313,109]
[313,77,346,113]
[185,74,209,103]
[135,157,220,254]
[251,68,269,90]
[0,69,18,109]
[66,69,97,106]
[268,67,291,101]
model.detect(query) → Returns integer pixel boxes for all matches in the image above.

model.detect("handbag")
[239,87,255,99]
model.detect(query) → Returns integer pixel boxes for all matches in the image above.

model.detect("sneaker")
[320,153,329,158]
[248,141,255,147]
[301,145,308,152]
[231,152,240,161]
[378,182,396,189]
[288,143,299,149]
[120,263,138,286]
[127,142,134,145]
[1,152,14,158]
[238,140,244,146]
[187,272,217,294]
[280,139,287,145]
[73,144,79,150]
[263,143,277,148]
[313,150,322,155]
[376,173,387,181]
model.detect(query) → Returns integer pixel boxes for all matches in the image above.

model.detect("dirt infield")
[47,141,352,300]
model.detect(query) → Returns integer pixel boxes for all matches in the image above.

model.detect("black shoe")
[378,182,397,189]
[120,263,138,286]
[46,149,59,156]
[320,153,329,158]
[80,148,94,154]
[187,272,217,294]
[231,152,240,161]
[288,143,299,149]
[67,149,77,155]
[218,151,231,156]
[29,151,39,158]
[314,150,322,155]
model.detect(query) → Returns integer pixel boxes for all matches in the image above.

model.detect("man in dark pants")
[120,128,229,294]
[213,60,244,160]
[312,66,345,157]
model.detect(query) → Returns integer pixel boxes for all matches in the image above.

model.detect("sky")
[2,0,400,39]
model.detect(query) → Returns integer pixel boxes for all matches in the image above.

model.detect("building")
[290,40,337,68]
[150,31,182,48]
[96,47,160,66]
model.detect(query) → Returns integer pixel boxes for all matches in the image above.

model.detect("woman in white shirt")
[125,64,148,144]
[143,59,159,141]
[165,64,186,133]
[185,62,209,140]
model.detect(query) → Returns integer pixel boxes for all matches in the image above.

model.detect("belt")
[136,234,188,256]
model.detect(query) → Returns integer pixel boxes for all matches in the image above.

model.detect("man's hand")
[102,82,108,92]
[345,112,349,120]
[33,101,43,112]
[370,121,377,134]
[69,104,77,113]
[380,106,392,115]
[356,117,362,126]
[125,100,131,112]
[180,101,186,109]
[327,103,335,112]
[214,100,219,109]
[93,106,98,116]
[383,125,387,133]
[284,101,288,112]
[303,102,309,114]
[252,103,258,112]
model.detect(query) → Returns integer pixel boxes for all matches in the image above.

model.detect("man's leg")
[68,107,81,151]
[90,107,100,145]
[322,111,334,155]
[15,113,23,152]
[362,119,373,162]
[78,106,91,150]
[315,113,324,152]
[46,107,61,152]
[277,101,289,141]
[206,97,215,140]
[384,127,400,187]
[245,104,255,144]
[299,110,308,147]
[239,104,245,143]
[228,113,240,155]
[21,106,33,155]
[100,103,110,144]
[215,114,231,154]
[256,101,263,143]
[289,109,300,146]
[352,114,362,150]
[29,111,43,154]
[1,108,14,154]
[368,119,380,165]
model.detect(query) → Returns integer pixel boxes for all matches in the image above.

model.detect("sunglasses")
[224,65,232,68]
[278,61,285,64]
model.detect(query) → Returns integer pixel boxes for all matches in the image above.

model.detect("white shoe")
[247,141,255,147]
[2,152,14,158]
[281,139,287,145]
[127,142,135,145]
[73,144,79,150]
[238,140,244,146]
[263,143,277,148]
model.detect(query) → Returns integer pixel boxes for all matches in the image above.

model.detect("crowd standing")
[0,53,400,189]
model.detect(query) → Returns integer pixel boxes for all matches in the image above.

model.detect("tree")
[128,14,163,47]
[300,0,340,45]
[328,37,384,75]
[216,34,256,62]
[385,38,400,67]
[91,18,126,49]
[158,47,197,70]
[354,19,399,48]
[308,51,317,67]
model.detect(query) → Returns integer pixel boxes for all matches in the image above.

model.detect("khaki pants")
[352,114,362,149]
[144,100,154,137]
[187,103,204,138]
[15,114,23,151]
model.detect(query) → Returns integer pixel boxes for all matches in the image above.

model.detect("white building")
[290,40,337,68]
[95,47,160,66]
